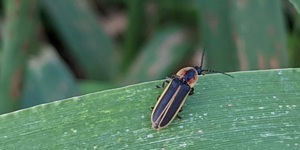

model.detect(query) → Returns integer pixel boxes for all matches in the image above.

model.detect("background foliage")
[1,0,298,113]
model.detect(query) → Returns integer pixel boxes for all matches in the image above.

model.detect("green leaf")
[197,0,288,71]
[122,0,146,70]
[290,0,300,14]
[40,0,117,80]
[0,0,39,114]
[21,45,80,108]
[123,25,196,84]
[0,68,300,149]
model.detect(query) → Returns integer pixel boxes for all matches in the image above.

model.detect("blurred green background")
[0,0,299,114]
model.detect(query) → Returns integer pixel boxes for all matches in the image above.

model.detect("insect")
[151,49,233,130]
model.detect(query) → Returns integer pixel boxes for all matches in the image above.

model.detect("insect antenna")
[195,48,233,78]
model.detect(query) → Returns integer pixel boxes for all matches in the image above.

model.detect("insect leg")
[176,109,183,119]
[156,78,171,88]
[176,114,182,119]
[189,88,194,95]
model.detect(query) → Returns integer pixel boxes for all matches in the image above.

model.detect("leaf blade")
[0,68,299,149]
